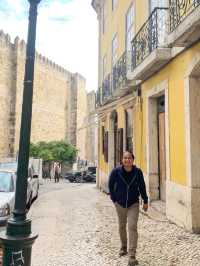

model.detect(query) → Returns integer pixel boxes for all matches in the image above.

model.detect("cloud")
[0,0,98,92]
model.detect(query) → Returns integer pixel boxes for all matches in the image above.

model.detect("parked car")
[65,171,83,183]
[28,165,39,202]
[0,168,34,224]
[82,166,96,183]
[0,161,39,210]
[0,169,15,224]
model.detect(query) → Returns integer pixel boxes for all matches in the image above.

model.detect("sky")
[0,0,98,92]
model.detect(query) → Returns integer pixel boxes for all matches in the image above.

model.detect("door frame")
[145,80,170,201]
[157,96,166,201]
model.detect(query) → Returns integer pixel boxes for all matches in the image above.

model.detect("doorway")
[157,96,166,201]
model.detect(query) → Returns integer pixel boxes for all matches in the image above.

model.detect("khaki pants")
[115,202,139,258]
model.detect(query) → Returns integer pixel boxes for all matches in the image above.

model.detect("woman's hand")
[143,203,148,212]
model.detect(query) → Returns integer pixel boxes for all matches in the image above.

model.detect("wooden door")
[158,111,166,201]
[114,121,118,167]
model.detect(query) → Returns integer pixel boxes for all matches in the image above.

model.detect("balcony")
[112,52,133,97]
[95,52,135,107]
[101,74,112,104]
[95,88,101,107]
[127,8,171,81]
[168,0,200,46]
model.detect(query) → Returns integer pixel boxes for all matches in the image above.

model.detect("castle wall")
[0,31,15,158]
[67,74,78,146]
[13,38,71,154]
[85,91,98,165]
[0,30,91,162]
[76,74,88,160]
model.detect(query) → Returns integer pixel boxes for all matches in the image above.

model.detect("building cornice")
[97,93,137,118]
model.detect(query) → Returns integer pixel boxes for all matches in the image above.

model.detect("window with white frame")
[112,34,118,66]
[149,0,168,12]
[102,55,107,80]
[149,0,168,45]
[112,0,118,10]
[102,2,107,34]
[126,3,135,52]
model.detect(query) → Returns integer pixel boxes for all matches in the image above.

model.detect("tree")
[30,140,77,164]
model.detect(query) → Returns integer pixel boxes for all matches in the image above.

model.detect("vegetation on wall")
[30,140,77,164]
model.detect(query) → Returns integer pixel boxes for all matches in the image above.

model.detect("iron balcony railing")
[95,88,101,107]
[102,73,112,103]
[131,7,168,71]
[112,51,127,91]
[170,0,200,32]
[95,52,131,107]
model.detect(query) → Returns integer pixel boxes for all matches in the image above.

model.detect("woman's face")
[122,152,134,167]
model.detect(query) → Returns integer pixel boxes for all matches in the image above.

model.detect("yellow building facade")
[92,0,200,232]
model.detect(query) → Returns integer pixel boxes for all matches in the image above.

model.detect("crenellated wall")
[0,30,87,159]
[0,30,15,158]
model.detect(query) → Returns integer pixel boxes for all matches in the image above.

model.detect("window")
[149,0,168,45]
[112,0,118,10]
[102,2,107,34]
[149,0,168,12]
[102,126,105,153]
[102,55,107,80]
[126,4,135,52]
[117,128,123,165]
[104,131,109,162]
[112,34,118,66]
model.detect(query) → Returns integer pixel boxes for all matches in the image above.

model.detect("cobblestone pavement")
[29,180,200,266]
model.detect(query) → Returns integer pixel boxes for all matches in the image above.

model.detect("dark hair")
[123,151,135,160]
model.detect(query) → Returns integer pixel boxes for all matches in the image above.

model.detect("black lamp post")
[0,1,41,265]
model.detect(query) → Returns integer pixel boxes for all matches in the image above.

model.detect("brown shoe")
[128,257,138,266]
[119,247,127,257]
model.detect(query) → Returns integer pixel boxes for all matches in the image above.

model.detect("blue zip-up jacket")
[108,165,148,208]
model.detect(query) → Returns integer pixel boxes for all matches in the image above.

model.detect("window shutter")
[102,126,105,154]
[117,128,123,164]
[104,131,109,163]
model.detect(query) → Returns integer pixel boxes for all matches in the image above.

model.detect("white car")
[0,169,15,224]
[0,161,39,206]
[0,167,38,224]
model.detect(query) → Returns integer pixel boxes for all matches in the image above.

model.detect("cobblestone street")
[29,180,200,266]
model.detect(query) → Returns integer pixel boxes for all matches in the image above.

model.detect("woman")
[108,151,148,266]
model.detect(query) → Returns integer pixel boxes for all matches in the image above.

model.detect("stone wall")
[76,74,88,160]
[0,31,15,158]
[67,74,78,146]
[85,91,98,165]
[0,30,86,159]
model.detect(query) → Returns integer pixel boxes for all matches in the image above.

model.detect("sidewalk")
[28,182,200,266]
[140,200,168,223]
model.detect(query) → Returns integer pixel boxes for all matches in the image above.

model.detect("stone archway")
[184,54,200,232]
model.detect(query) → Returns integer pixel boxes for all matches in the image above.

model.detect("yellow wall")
[141,43,200,186]
[98,0,200,187]
[100,0,149,79]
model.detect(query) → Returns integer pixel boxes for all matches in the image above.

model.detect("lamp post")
[0,0,41,265]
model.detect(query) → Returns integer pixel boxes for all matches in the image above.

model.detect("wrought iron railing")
[102,74,112,102]
[169,0,200,31]
[112,52,127,91]
[96,52,131,107]
[95,88,102,107]
[131,7,168,70]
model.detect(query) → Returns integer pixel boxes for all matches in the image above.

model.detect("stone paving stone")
[28,181,200,266]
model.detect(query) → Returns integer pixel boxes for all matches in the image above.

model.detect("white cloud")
[0,0,98,92]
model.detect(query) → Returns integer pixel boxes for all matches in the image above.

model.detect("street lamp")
[0,0,41,265]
